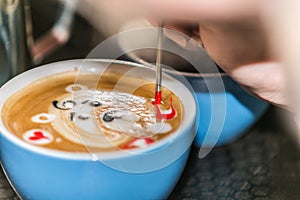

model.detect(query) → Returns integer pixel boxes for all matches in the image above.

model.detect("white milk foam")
[49,85,171,149]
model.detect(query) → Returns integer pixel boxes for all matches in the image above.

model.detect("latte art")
[2,69,183,152]
[50,88,170,148]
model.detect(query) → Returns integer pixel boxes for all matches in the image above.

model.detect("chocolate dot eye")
[53,100,75,110]
[89,101,101,107]
[62,100,76,109]
[103,113,114,122]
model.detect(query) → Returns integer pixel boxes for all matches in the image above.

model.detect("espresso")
[2,65,183,153]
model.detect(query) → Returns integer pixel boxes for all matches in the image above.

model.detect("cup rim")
[127,51,228,78]
[0,59,196,161]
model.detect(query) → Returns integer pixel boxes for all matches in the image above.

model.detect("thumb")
[228,62,289,109]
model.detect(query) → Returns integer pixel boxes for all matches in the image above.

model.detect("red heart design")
[29,131,49,141]
[153,97,176,120]
[123,138,155,149]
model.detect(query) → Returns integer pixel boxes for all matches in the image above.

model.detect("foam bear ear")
[31,113,55,124]
[65,84,88,93]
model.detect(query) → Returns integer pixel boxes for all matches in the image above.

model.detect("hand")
[74,0,288,108]
[141,1,288,108]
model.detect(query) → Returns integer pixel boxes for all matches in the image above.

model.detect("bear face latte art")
[1,66,183,153]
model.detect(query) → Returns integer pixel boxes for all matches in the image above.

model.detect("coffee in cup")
[1,63,183,153]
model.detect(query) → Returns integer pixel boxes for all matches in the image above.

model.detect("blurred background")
[29,0,104,63]
[0,0,299,199]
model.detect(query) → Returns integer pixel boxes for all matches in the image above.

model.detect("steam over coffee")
[2,64,183,152]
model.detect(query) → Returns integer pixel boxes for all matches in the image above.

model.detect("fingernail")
[164,29,203,49]
[164,29,189,47]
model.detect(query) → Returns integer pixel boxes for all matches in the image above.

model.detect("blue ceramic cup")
[149,67,269,150]
[0,59,196,200]
[181,72,269,147]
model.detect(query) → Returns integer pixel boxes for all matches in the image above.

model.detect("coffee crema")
[2,66,183,153]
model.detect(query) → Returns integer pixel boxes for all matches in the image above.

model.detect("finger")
[229,62,288,109]
[148,20,202,49]
[140,0,262,22]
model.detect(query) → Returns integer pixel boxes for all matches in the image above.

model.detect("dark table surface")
[1,106,299,200]
[168,107,300,200]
